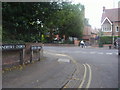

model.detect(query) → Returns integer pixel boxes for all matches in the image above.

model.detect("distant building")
[82,25,99,45]
[82,25,91,41]
[101,7,120,36]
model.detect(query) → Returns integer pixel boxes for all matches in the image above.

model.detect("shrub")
[3,40,25,44]
[99,36,120,44]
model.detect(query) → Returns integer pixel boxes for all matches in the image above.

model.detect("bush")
[99,36,112,44]
[3,40,25,44]
[99,36,120,44]
[99,42,103,47]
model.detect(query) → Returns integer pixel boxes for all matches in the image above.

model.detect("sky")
[73,0,119,29]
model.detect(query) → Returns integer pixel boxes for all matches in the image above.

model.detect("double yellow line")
[45,50,92,88]
[79,63,92,88]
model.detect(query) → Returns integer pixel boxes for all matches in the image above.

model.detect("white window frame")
[102,25,112,32]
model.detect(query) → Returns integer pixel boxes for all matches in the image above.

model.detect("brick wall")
[2,43,43,68]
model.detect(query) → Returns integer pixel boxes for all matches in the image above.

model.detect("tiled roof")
[101,8,120,23]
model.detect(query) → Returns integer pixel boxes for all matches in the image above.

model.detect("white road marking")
[106,53,113,55]
[90,52,96,54]
[58,58,70,63]
[55,54,67,56]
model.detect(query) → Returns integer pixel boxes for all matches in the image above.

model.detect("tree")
[51,2,85,40]
[2,2,85,43]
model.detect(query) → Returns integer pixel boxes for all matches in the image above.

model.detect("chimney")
[103,6,105,13]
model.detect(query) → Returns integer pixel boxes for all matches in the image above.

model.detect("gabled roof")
[101,17,112,25]
[101,8,120,23]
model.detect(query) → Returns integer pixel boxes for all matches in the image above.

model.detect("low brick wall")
[91,44,113,48]
[2,50,20,67]
[74,40,80,46]
[43,44,75,47]
[2,43,43,68]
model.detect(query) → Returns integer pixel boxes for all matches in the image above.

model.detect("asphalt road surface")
[2,46,119,88]
[43,46,119,88]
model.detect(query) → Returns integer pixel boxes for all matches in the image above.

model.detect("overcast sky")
[73,0,119,29]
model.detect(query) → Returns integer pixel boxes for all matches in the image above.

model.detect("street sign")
[31,46,42,50]
[1,44,25,50]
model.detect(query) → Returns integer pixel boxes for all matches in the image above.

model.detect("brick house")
[82,25,91,41]
[101,7,120,37]
[82,25,99,45]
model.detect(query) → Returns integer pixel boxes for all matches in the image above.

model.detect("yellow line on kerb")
[86,64,92,88]
[79,64,87,88]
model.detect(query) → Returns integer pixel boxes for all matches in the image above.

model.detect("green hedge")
[3,40,25,44]
[99,36,120,44]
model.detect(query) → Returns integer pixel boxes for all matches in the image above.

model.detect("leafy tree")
[51,2,85,40]
[2,2,85,43]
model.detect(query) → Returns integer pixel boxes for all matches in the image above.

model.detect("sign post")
[30,46,42,63]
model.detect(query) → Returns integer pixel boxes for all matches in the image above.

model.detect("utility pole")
[112,24,114,45]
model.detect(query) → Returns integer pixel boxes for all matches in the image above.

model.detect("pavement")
[2,50,82,88]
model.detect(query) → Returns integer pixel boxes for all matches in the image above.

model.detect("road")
[2,46,119,88]
[43,46,118,88]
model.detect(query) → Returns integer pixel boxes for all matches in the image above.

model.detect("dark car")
[118,38,120,55]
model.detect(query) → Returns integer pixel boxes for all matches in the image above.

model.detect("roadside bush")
[99,36,120,44]
[3,40,25,44]
[99,36,112,44]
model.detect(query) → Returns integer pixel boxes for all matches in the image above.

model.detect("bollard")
[109,45,111,49]
[30,46,42,62]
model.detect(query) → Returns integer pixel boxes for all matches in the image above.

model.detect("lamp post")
[112,23,114,45]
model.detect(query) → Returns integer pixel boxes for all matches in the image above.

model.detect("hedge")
[99,36,120,44]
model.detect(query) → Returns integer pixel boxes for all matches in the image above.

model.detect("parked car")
[118,38,120,55]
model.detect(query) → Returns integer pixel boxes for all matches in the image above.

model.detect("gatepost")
[30,46,42,63]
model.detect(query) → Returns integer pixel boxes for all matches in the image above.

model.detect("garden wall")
[2,43,43,68]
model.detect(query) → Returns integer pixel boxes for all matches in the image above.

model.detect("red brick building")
[101,7,120,36]
[82,25,91,41]
[82,25,99,45]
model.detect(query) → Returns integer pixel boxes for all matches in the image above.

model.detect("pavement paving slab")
[2,51,76,88]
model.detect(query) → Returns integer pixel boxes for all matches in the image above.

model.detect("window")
[116,26,119,32]
[102,25,112,32]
